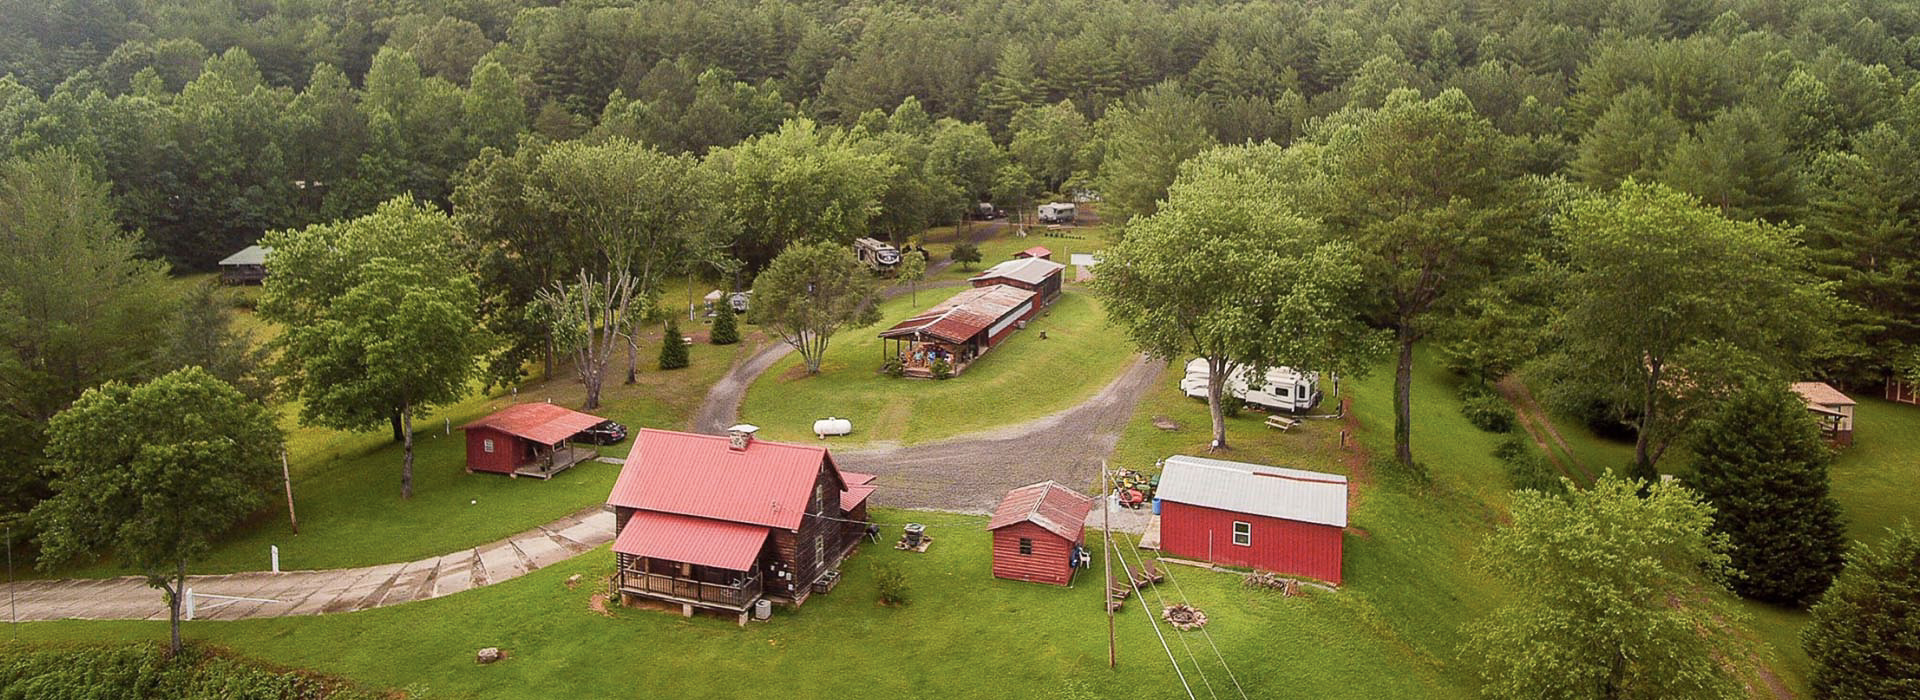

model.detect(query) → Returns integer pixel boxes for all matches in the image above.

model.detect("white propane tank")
[813,417,853,438]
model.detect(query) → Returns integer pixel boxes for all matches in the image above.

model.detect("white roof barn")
[1156,455,1348,528]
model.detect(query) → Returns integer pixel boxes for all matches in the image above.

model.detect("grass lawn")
[919,220,1112,283]
[737,288,1136,445]
[49,327,768,577]
[12,509,1457,700]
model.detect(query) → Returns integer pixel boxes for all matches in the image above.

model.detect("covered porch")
[513,444,596,479]
[880,333,981,378]
[613,511,773,617]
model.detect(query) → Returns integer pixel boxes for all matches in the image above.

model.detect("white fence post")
[184,588,194,621]
[270,545,279,574]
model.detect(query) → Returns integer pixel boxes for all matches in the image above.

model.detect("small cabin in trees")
[1888,377,1918,406]
[460,403,604,478]
[1155,455,1348,585]
[605,426,874,619]
[1791,382,1857,446]
[969,257,1065,308]
[987,481,1093,586]
[218,245,271,284]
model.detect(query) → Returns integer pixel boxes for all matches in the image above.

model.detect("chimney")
[726,424,759,451]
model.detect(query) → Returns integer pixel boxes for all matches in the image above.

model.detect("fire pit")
[1163,603,1208,631]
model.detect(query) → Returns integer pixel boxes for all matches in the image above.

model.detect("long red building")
[1154,455,1348,585]
[987,481,1093,586]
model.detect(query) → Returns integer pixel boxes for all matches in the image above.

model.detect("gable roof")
[878,285,1036,344]
[1791,382,1856,407]
[460,403,605,444]
[219,245,270,266]
[613,511,768,572]
[1016,246,1053,259]
[606,429,840,531]
[1157,455,1348,528]
[969,257,1065,286]
[987,481,1094,541]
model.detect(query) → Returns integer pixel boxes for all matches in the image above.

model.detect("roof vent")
[726,424,759,451]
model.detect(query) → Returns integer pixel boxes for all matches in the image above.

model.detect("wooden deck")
[618,569,764,612]
[512,447,596,479]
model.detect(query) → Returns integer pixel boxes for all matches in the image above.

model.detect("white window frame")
[482,438,495,453]
[1231,521,1252,547]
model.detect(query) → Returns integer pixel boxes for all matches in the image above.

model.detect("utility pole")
[281,450,299,534]
[1103,461,1115,669]
[8,525,16,636]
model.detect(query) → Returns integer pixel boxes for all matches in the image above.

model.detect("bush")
[1495,436,1565,495]
[881,356,905,378]
[709,302,739,345]
[950,242,982,270]
[873,559,910,605]
[930,356,952,380]
[1458,382,1515,433]
[0,642,388,699]
[658,318,689,370]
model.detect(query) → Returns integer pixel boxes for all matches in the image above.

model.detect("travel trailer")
[1178,358,1322,413]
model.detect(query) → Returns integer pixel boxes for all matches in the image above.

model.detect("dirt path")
[1495,376,1593,484]
[0,508,615,622]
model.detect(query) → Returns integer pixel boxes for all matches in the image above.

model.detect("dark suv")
[572,420,628,445]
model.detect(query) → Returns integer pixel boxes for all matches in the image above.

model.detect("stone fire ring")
[1163,603,1208,631]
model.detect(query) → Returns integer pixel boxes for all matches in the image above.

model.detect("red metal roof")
[878,285,1037,344]
[612,511,768,572]
[987,481,1094,542]
[969,257,1065,286]
[840,471,877,486]
[1016,246,1052,259]
[606,429,841,531]
[460,403,605,444]
[841,484,877,512]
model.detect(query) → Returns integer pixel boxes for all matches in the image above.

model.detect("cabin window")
[482,438,495,453]
[816,483,827,512]
[1019,538,1034,555]
[1232,521,1252,547]
[813,535,825,568]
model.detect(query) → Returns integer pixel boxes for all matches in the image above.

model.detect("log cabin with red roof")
[605,425,874,620]
[988,481,1093,586]
[460,403,605,479]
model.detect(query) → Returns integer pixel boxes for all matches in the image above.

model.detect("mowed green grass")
[13,510,1455,700]
[920,220,1110,283]
[50,326,767,577]
[738,288,1135,445]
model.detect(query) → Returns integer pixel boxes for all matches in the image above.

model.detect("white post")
[270,545,280,574]
[184,588,194,621]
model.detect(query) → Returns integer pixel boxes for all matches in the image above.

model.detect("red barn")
[460,403,605,478]
[1155,455,1348,585]
[1014,246,1053,261]
[988,481,1093,586]
[969,257,1065,308]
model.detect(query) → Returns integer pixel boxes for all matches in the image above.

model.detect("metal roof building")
[988,481,1093,586]
[969,257,1065,307]
[878,284,1039,378]
[1155,455,1349,584]
[459,403,605,477]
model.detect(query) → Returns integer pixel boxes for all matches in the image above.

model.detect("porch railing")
[618,568,763,610]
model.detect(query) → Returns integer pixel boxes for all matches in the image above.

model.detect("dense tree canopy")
[1802,523,1920,700]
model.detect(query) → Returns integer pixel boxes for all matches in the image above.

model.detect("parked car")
[573,420,628,445]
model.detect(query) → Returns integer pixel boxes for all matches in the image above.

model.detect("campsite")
[3,1,1920,699]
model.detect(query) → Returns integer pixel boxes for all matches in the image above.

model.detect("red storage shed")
[1014,246,1053,261]
[988,481,1093,586]
[461,403,605,478]
[1155,455,1348,585]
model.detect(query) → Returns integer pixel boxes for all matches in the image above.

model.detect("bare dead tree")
[539,267,637,410]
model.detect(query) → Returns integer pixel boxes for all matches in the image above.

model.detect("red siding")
[1158,501,1343,585]
[464,427,523,473]
[991,522,1079,586]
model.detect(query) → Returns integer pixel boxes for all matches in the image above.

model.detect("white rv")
[853,237,903,274]
[1037,202,1076,223]
[1179,358,1322,413]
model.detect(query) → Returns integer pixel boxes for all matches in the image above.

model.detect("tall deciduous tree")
[752,241,881,375]
[1094,144,1381,449]
[1544,181,1833,482]
[261,198,486,499]
[538,269,635,411]
[708,119,896,270]
[1689,383,1847,606]
[32,367,283,654]
[1093,81,1216,224]
[0,150,171,520]
[897,248,928,304]
[1802,523,1920,700]
[1291,89,1522,474]
[1464,476,1749,700]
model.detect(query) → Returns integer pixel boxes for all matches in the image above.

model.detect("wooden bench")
[1265,415,1300,431]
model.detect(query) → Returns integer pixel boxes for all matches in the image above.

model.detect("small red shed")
[460,403,606,478]
[1014,246,1053,261]
[988,481,1094,586]
[1155,455,1348,585]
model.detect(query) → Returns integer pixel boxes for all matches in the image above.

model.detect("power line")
[1114,528,1219,700]
[1109,532,1197,700]
[1149,536,1250,700]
